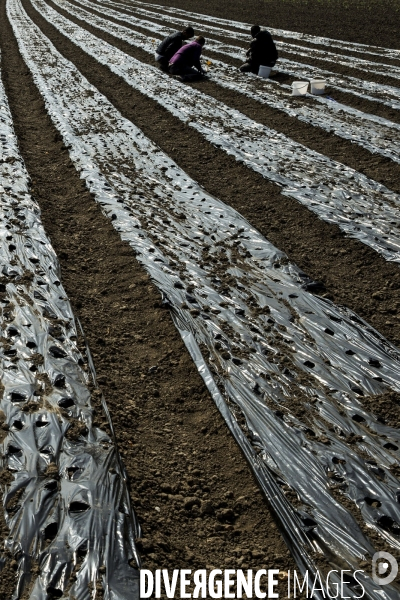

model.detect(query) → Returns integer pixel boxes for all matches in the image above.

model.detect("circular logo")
[372,552,398,586]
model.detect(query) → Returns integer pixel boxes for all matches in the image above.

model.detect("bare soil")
[0,0,295,596]
[1,0,400,596]
[139,0,400,50]
[16,0,400,352]
[65,0,400,182]
[86,0,400,126]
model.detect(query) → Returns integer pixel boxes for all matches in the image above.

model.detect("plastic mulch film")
[27,0,400,265]
[8,1,400,596]
[105,0,400,81]
[0,63,140,599]
[196,36,400,112]
[58,0,400,165]
[83,0,400,111]
[123,0,400,62]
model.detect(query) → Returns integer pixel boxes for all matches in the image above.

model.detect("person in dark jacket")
[240,25,278,74]
[168,36,206,81]
[155,27,195,69]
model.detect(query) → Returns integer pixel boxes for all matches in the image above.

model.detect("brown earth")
[139,0,400,50]
[58,0,400,193]
[86,0,400,127]
[1,0,400,596]
[92,0,400,90]
[0,0,296,596]
[18,0,400,351]
[74,0,400,125]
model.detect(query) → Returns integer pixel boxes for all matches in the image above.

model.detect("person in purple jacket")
[168,36,206,81]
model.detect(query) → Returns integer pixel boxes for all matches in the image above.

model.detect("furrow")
[7,0,400,596]
[107,0,400,80]
[30,0,400,265]
[77,0,400,114]
[0,53,140,599]
[121,0,400,62]
[55,0,400,166]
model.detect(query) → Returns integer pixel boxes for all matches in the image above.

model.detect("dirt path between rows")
[19,0,400,353]
[86,0,400,127]
[0,0,297,592]
[88,0,400,91]
[139,0,400,51]
[55,0,400,196]
[113,0,400,66]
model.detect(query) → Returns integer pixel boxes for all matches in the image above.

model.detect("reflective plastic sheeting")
[85,0,400,110]
[58,0,400,165]
[8,2,400,596]
[124,0,400,62]
[108,0,400,81]
[0,62,140,599]
[30,0,400,264]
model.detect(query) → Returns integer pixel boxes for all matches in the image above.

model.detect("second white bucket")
[292,81,308,96]
[258,65,272,78]
[310,79,326,95]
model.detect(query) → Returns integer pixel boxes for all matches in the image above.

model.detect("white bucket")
[258,65,272,78]
[292,81,309,96]
[310,79,326,95]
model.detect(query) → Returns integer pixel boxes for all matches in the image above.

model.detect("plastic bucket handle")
[292,81,309,96]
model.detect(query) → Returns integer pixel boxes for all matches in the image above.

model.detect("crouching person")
[155,26,194,70]
[240,25,278,74]
[169,36,206,81]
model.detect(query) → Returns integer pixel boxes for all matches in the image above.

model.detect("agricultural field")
[1,0,400,598]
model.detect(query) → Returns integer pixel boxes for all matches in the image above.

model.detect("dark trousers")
[169,64,203,81]
[240,61,275,74]
[155,54,169,70]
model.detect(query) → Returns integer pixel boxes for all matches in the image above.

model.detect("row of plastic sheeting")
[108,0,400,81]
[124,0,400,61]
[66,0,400,165]
[197,30,400,111]
[0,55,140,599]
[8,1,400,596]
[30,0,400,266]
[93,0,400,111]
